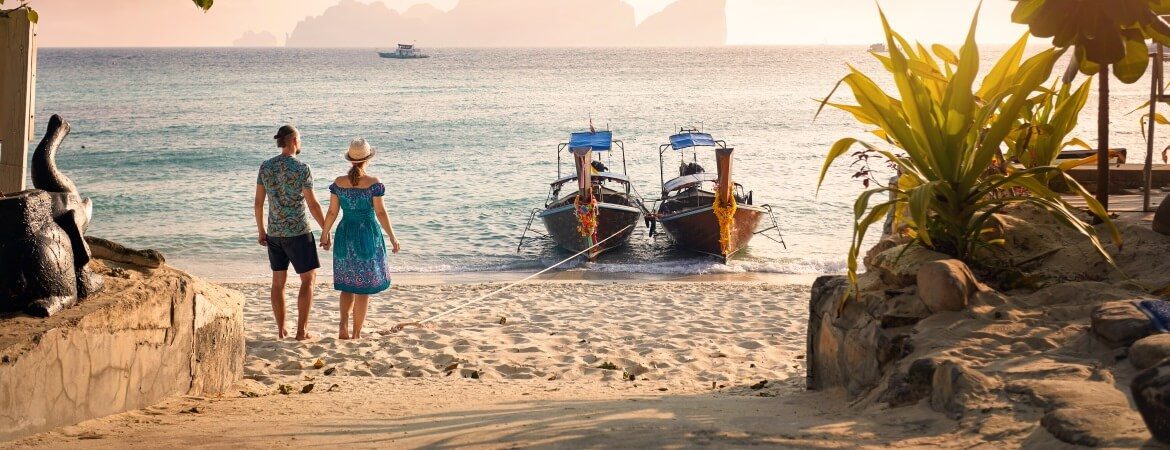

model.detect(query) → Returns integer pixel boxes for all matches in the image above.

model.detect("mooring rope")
[391,224,634,332]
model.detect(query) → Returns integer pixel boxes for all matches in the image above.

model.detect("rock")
[883,358,937,408]
[930,360,999,418]
[85,236,165,269]
[871,291,931,329]
[863,236,902,272]
[1154,194,1170,235]
[1091,301,1156,348]
[1005,380,1129,411]
[1131,334,1170,370]
[1133,360,1170,443]
[917,259,983,313]
[1041,406,1149,448]
[807,275,849,391]
[870,244,949,288]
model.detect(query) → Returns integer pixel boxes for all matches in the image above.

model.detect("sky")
[31,0,1027,47]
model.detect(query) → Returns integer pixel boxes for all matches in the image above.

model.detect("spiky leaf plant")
[817,9,1121,291]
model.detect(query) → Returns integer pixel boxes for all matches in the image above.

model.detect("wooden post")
[0,8,36,194]
[1146,48,1162,212]
[1097,65,1110,210]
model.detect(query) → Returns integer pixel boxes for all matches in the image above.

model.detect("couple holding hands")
[254,125,401,341]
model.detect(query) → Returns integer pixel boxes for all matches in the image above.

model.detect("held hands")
[320,234,332,251]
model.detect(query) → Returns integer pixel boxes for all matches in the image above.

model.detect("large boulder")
[1040,406,1150,448]
[1091,301,1157,348]
[807,276,917,396]
[1131,334,1170,371]
[1005,379,1147,446]
[1132,360,1170,444]
[1154,194,1170,236]
[917,259,983,313]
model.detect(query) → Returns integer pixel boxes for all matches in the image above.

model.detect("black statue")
[0,114,103,317]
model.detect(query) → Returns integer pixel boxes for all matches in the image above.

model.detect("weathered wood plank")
[0,8,36,193]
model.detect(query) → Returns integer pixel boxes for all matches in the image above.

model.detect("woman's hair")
[348,161,367,187]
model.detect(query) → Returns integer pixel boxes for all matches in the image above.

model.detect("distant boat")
[378,43,429,59]
[869,43,887,53]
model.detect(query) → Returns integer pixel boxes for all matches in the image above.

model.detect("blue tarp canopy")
[568,131,613,151]
[670,132,717,150]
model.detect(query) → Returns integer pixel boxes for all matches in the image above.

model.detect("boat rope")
[391,224,634,332]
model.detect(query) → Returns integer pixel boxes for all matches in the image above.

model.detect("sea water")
[31,47,1153,279]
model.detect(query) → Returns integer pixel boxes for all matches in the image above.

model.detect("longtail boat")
[517,130,644,258]
[652,128,785,263]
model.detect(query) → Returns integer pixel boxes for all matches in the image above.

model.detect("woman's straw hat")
[344,138,376,163]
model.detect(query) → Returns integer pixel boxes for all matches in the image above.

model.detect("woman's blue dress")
[329,182,391,294]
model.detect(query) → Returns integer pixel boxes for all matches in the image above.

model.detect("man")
[254,125,326,340]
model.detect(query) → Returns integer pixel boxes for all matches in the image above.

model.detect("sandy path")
[8,378,960,449]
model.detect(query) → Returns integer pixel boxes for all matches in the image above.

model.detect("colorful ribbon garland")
[574,195,600,257]
[713,191,737,257]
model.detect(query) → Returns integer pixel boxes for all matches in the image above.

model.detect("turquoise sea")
[31,47,1153,279]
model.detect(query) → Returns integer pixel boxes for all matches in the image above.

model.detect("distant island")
[233,31,279,47]
[284,0,726,47]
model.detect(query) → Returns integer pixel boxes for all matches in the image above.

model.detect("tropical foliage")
[1012,0,1170,83]
[1007,77,1093,169]
[0,0,212,23]
[817,9,1121,290]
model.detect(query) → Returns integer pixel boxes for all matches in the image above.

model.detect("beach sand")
[3,278,962,448]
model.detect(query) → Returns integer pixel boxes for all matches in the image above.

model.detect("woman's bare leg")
[339,292,354,340]
[352,295,370,339]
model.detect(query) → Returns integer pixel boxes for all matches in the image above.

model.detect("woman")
[320,138,401,340]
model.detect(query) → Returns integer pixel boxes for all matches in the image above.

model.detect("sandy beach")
[235,280,810,388]
[7,278,954,449]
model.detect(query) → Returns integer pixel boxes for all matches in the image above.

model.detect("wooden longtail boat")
[517,131,643,258]
[653,129,784,263]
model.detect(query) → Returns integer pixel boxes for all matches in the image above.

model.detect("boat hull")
[378,52,429,59]
[540,203,641,254]
[658,204,765,262]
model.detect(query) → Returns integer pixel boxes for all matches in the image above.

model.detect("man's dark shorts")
[267,233,321,274]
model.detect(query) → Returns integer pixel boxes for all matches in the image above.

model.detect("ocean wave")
[583,258,848,275]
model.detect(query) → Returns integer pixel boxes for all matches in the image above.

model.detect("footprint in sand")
[737,341,765,350]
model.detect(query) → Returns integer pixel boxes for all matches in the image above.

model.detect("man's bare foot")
[295,331,314,341]
[277,328,288,339]
[339,329,350,340]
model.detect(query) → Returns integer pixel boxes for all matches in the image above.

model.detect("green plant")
[1007,79,1093,169]
[816,8,1120,290]
[0,0,212,23]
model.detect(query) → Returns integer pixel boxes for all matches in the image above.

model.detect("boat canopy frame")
[658,127,728,198]
[556,137,628,179]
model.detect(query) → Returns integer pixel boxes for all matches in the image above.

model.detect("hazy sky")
[33,0,1026,47]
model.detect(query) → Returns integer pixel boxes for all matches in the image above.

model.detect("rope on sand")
[391,224,634,332]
